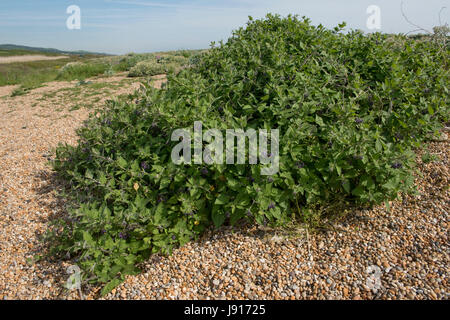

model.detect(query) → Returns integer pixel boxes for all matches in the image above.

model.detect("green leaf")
[335,164,342,176]
[117,157,127,168]
[214,194,230,205]
[375,140,382,152]
[342,180,350,193]
[154,203,164,224]
[211,208,225,228]
[99,172,107,185]
[383,180,396,190]
[159,175,171,189]
[85,169,93,179]
[82,231,94,245]
[315,115,325,126]
[101,278,122,296]
[384,200,391,213]
[352,186,364,197]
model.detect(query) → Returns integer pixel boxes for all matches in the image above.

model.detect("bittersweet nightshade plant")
[46,14,449,295]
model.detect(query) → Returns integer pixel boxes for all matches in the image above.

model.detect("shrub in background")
[57,61,110,80]
[128,54,189,77]
[113,53,155,72]
[128,60,179,77]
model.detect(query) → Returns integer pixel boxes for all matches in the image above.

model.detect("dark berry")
[119,232,127,239]
[141,161,149,170]
[391,162,403,169]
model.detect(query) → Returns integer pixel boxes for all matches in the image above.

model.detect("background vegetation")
[0,49,202,94]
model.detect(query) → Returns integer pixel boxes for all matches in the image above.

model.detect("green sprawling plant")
[128,54,189,77]
[46,14,449,294]
[114,52,156,71]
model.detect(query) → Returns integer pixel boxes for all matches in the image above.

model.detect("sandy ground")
[0,55,68,64]
[0,85,19,97]
[0,74,448,300]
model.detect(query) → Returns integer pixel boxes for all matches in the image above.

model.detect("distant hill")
[0,44,112,56]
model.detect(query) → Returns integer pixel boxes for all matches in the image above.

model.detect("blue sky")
[0,0,448,54]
